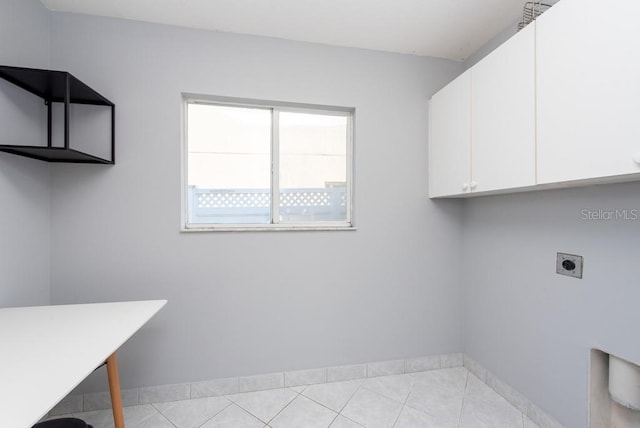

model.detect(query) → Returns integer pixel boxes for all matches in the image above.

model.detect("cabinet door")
[429,70,471,197]
[472,22,536,192]
[537,0,640,184]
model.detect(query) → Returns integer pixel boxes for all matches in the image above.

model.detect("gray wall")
[0,0,51,307]
[462,183,640,427]
[48,13,464,391]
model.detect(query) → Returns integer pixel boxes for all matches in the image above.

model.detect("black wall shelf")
[0,65,115,164]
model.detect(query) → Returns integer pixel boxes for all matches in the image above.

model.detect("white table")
[0,300,167,428]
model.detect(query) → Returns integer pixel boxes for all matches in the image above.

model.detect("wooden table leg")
[106,352,125,428]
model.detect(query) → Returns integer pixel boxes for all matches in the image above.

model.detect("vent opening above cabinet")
[0,65,115,164]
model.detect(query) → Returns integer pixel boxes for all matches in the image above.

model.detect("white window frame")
[181,94,355,232]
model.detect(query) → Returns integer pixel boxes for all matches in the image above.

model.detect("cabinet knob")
[462,182,469,191]
[633,152,640,165]
[470,181,478,190]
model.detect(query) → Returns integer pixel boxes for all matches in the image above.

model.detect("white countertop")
[0,300,167,428]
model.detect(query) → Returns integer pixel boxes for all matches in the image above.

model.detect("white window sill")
[181,224,356,233]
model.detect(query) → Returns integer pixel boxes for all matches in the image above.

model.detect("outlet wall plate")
[556,253,583,278]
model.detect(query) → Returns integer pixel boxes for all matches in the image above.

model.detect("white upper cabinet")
[429,24,535,198]
[536,0,640,184]
[429,70,471,197]
[472,22,536,192]
[429,0,640,198]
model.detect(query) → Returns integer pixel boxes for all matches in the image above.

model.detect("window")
[183,96,354,230]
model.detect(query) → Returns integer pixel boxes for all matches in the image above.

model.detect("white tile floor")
[46,367,542,428]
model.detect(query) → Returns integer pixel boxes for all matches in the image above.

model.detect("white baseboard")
[49,351,564,428]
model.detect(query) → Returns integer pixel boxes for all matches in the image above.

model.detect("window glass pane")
[278,112,348,223]
[187,104,271,224]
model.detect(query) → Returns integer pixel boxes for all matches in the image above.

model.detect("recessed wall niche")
[590,349,640,428]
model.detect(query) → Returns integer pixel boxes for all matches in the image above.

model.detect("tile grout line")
[457,370,470,428]
[292,385,307,395]
[348,387,405,426]
[327,411,341,427]
[150,402,179,428]
[302,378,366,426]
[338,379,365,416]
[225,386,300,426]
[222,395,263,423]
[359,373,414,404]
[298,379,363,421]
[157,410,179,428]
[391,378,414,428]
[264,390,299,426]
[229,400,269,427]
[193,396,234,428]
[299,391,340,415]
[338,415,366,428]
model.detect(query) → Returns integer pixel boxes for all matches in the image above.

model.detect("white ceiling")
[39,0,533,61]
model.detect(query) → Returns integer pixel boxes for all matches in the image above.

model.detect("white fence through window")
[188,185,347,224]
